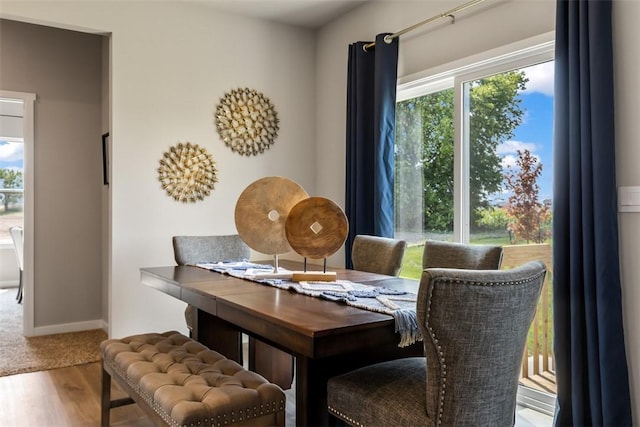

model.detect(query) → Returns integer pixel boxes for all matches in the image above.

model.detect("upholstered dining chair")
[351,234,407,276]
[172,234,250,333]
[423,239,503,270]
[327,260,546,426]
[9,226,24,304]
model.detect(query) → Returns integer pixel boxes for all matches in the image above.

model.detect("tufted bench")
[100,331,286,427]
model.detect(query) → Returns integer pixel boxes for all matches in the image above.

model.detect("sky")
[497,60,555,203]
[0,141,23,172]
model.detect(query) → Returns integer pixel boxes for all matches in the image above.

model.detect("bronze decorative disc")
[285,197,349,259]
[235,176,309,255]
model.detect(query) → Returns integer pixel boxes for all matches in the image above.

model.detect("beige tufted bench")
[100,331,286,427]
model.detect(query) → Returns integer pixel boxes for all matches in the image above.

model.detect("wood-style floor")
[0,362,153,427]
[0,360,297,427]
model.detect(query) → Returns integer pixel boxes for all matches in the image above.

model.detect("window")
[394,36,556,415]
[0,98,25,242]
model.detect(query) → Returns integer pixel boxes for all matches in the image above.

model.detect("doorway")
[0,91,35,336]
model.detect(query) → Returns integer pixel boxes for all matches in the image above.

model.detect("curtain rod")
[363,0,487,51]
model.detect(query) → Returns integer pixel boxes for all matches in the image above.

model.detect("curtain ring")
[384,35,393,44]
[447,14,456,24]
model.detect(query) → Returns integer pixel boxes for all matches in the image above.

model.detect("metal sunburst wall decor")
[157,142,218,203]
[214,87,279,156]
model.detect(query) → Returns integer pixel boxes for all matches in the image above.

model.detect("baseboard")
[33,319,106,336]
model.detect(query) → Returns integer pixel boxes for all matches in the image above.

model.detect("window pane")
[395,89,455,243]
[465,62,554,247]
[465,62,556,399]
[395,90,454,280]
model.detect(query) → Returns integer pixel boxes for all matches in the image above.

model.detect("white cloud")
[501,152,542,169]
[501,154,518,169]
[521,61,554,96]
[497,140,538,154]
[0,141,23,162]
[500,140,542,170]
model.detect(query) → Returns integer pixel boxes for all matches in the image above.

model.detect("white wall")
[0,244,19,287]
[316,0,638,417]
[613,0,640,418]
[0,1,317,337]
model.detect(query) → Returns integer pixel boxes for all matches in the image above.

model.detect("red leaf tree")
[504,149,550,243]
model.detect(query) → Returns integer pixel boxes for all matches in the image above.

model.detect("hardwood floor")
[0,360,296,427]
[0,362,153,427]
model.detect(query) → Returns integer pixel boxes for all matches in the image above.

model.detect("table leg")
[193,309,243,364]
[295,355,329,427]
[249,337,295,390]
[294,342,425,427]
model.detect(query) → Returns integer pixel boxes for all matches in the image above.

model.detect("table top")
[141,260,419,359]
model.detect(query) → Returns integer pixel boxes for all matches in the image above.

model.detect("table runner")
[195,261,422,347]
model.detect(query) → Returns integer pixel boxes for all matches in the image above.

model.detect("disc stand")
[251,256,337,282]
[291,257,337,282]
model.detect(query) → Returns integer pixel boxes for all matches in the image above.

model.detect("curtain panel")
[553,0,632,425]
[345,34,399,268]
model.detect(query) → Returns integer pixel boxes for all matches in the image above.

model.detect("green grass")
[399,244,423,279]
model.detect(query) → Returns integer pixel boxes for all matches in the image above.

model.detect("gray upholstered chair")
[172,235,250,333]
[327,260,546,426]
[351,234,407,276]
[423,239,503,270]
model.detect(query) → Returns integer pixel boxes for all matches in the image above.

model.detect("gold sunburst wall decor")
[214,87,279,156]
[157,142,218,203]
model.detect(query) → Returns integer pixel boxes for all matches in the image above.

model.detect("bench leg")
[101,363,111,427]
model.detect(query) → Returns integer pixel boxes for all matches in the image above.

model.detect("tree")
[503,149,550,243]
[0,168,23,212]
[395,71,528,233]
[476,205,512,231]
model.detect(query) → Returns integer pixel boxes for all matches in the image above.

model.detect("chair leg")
[16,271,23,304]
[101,363,111,427]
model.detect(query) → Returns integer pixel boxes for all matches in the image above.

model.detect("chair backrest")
[417,260,546,425]
[351,235,407,276]
[9,226,24,271]
[422,239,503,270]
[172,235,250,265]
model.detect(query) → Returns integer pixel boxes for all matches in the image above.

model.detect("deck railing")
[502,243,556,394]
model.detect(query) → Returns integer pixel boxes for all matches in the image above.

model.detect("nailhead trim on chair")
[328,406,365,427]
[425,270,547,426]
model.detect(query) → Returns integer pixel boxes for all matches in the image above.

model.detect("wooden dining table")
[140,260,423,426]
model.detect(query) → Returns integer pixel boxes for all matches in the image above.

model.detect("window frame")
[396,32,555,243]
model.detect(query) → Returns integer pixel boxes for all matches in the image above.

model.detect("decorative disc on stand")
[234,176,309,262]
[285,197,348,281]
[285,197,348,259]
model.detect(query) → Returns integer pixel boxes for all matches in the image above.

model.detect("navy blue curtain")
[553,1,632,425]
[345,34,399,268]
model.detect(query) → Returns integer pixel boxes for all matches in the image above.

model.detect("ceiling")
[187,0,370,29]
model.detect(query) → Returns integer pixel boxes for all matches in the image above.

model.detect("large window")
[0,98,25,242]
[394,38,556,414]
[394,39,554,276]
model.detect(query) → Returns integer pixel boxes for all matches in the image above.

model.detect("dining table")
[140,259,423,426]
